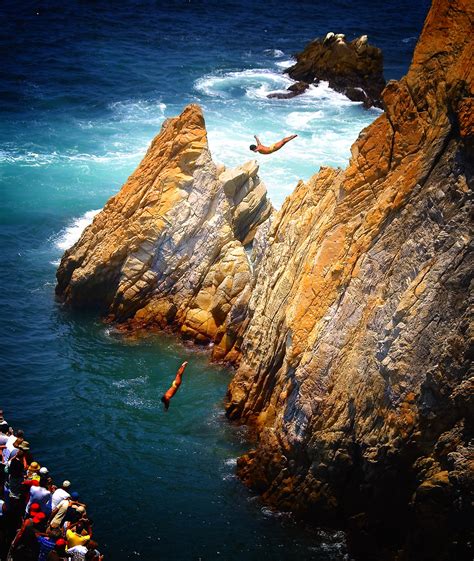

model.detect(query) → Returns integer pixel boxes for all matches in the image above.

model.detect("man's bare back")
[249,134,297,154]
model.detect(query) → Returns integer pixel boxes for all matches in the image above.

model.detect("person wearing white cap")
[51,480,72,510]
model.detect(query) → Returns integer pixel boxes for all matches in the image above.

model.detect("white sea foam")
[55,209,101,251]
[275,58,295,69]
[402,36,417,43]
[264,48,285,58]
[113,375,150,389]
[299,81,357,107]
[195,68,293,99]
[0,149,145,166]
[285,110,324,130]
[108,99,167,124]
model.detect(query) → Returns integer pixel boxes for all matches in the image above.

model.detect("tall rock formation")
[56,105,272,359]
[227,0,473,559]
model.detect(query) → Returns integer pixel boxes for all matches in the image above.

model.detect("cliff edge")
[56,104,272,360]
[226,0,472,559]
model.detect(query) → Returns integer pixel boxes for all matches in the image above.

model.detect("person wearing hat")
[48,497,85,532]
[26,462,41,482]
[26,475,52,516]
[18,441,33,470]
[51,481,71,511]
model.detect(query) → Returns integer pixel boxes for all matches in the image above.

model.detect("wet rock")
[267,81,310,99]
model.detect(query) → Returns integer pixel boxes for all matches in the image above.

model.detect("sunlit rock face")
[285,32,385,108]
[56,104,272,360]
[227,0,473,558]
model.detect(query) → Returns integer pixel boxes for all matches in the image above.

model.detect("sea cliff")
[227,0,473,558]
[56,0,473,558]
[56,105,272,361]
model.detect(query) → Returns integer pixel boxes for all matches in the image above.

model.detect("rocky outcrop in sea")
[56,0,473,558]
[276,32,385,107]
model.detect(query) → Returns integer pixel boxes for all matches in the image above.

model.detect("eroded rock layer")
[56,105,272,359]
[227,0,473,559]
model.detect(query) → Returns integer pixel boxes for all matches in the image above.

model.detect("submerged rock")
[227,0,473,559]
[56,104,272,360]
[283,32,385,107]
[267,81,311,99]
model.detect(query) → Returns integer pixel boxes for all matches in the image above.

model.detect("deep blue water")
[1,1,430,559]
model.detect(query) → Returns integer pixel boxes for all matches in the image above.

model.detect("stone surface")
[267,81,310,100]
[226,0,473,559]
[56,104,272,359]
[284,33,385,107]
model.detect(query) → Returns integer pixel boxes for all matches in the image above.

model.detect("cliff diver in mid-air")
[161,361,188,410]
[249,134,297,154]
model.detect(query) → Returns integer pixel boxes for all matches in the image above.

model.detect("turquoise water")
[0,1,431,558]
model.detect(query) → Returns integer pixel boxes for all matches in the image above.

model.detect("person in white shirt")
[26,479,52,515]
[0,410,8,433]
[51,480,71,510]
[68,539,101,561]
[2,430,23,463]
[0,426,8,486]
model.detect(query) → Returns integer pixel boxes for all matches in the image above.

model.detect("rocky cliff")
[227,0,473,559]
[55,0,472,558]
[56,104,272,360]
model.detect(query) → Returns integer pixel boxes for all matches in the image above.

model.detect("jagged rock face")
[227,1,473,559]
[56,105,272,358]
[285,33,385,108]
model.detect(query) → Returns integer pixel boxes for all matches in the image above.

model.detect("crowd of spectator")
[0,410,104,561]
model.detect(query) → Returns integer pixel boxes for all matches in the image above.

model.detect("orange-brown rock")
[285,33,385,107]
[226,1,473,559]
[56,105,272,358]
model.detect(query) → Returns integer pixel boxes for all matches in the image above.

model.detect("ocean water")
[0,1,430,559]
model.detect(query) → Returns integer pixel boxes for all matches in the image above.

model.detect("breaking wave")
[54,209,101,251]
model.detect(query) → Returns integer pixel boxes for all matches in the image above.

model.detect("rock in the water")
[267,81,310,99]
[285,32,385,107]
[227,0,473,559]
[56,104,273,359]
